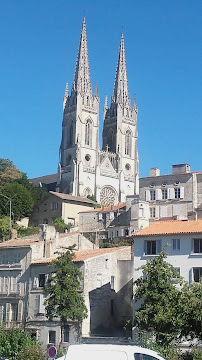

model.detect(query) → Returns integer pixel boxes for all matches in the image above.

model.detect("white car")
[57,344,166,360]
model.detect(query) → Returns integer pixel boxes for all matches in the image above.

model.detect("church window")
[125,130,131,156]
[85,120,91,146]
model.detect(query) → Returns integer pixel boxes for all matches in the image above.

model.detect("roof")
[49,191,95,205]
[29,173,57,185]
[133,219,202,237]
[79,202,126,214]
[32,247,130,264]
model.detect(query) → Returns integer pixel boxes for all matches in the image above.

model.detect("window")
[49,330,56,344]
[2,253,9,264]
[11,303,18,321]
[172,239,180,251]
[111,276,115,290]
[173,267,181,282]
[193,239,202,253]
[51,202,58,210]
[134,354,160,360]
[38,274,46,288]
[150,190,155,200]
[193,268,202,282]
[162,189,168,199]
[150,208,156,218]
[145,240,161,255]
[14,253,21,264]
[116,230,119,237]
[175,188,181,199]
[85,120,91,146]
[10,276,18,292]
[63,325,69,343]
[125,130,131,156]
[69,123,73,146]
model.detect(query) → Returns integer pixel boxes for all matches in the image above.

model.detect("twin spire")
[70,18,133,110]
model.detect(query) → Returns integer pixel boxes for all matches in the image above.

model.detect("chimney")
[150,168,160,177]
[11,229,17,240]
[172,164,190,175]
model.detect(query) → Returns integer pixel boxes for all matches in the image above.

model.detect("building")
[133,218,202,297]
[139,164,202,221]
[57,18,139,204]
[0,225,133,347]
[29,191,95,227]
[0,225,93,331]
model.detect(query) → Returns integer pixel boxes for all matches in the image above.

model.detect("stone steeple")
[111,33,130,110]
[72,17,92,97]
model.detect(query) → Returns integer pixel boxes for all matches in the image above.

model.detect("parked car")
[58,344,166,360]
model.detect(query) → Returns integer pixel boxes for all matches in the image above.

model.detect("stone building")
[139,164,202,221]
[0,225,133,347]
[57,18,139,204]
[29,191,95,228]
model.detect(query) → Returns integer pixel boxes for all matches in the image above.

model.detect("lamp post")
[0,193,14,239]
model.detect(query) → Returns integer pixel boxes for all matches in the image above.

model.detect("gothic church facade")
[57,18,139,205]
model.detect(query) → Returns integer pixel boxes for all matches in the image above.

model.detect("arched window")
[85,120,91,146]
[125,130,131,156]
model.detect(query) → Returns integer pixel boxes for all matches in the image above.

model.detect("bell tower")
[58,18,99,196]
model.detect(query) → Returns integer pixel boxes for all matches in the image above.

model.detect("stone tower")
[58,18,99,196]
[58,19,139,204]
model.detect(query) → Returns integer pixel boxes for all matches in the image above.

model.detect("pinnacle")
[72,18,92,96]
[111,32,130,109]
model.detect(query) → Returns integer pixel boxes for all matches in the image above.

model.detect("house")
[139,164,202,221]
[0,225,93,332]
[29,191,95,228]
[27,246,133,347]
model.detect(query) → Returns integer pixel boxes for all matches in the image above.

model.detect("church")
[57,18,139,205]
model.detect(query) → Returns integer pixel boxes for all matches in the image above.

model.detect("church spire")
[112,33,130,109]
[63,82,68,110]
[72,17,92,96]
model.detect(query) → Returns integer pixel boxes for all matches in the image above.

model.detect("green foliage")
[14,225,39,238]
[17,343,46,360]
[87,194,96,202]
[0,182,34,220]
[0,325,45,360]
[15,173,46,204]
[53,217,73,232]
[0,215,11,238]
[0,159,22,186]
[134,251,185,346]
[55,347,66,358]
[180,281,202,341]
[44,246,88,327]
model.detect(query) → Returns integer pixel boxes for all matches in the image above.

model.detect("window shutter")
[155,206,159,218]
[144,241,147,254]
[18,301,23,322]
[5,277,8,294]
[35,295,40,315]
[145,190,150,201]
[180,187,184,198]
[6,303,11,322]
[168,188,175,199]
[33,277,39,289]
[39,294,45,314]
[156,189,162,200]
[156,240,161,254]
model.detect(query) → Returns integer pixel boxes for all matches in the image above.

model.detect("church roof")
[29,173,57,185]
[133,219,202,237]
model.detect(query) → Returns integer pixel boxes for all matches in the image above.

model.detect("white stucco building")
[57,18,139,204]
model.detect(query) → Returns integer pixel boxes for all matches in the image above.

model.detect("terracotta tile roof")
[133,219,202,237]
[49,191,95,205]
[79,202,126,214]
[32,247,130,264]
[0,237,39,248]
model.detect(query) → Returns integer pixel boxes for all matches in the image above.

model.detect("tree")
[0,182,34,220]
[134,251,185,346]
[44,247,87,334]
[0,159,22,186]
[0,325,45,360]
[0,216,11,237]
[53,217,72,232]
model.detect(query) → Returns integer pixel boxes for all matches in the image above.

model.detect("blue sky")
[0,1,201,179]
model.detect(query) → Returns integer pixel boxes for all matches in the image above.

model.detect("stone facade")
[57,18,139,204]
[139,164,202,222]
